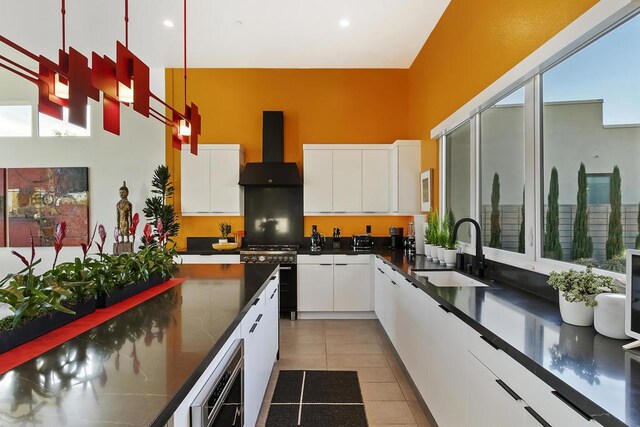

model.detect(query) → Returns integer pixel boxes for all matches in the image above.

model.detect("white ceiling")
[1,0,450,69]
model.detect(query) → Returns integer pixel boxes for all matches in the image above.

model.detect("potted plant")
[547,267,617,326]
[424,211,436,260]
[428,211,441,262]
[443,210,457,267]
[437,219,446,264]
[218,222,232,244]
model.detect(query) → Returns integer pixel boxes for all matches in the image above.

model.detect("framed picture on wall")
[420,169,432,212]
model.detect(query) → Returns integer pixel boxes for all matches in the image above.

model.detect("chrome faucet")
[451,218,486,278]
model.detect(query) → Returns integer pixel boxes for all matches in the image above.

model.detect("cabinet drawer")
[468,328,513,380]
[298,254,334,265]
[333,254,372,265]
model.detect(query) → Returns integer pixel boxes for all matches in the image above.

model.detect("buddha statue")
[116,181,133,243]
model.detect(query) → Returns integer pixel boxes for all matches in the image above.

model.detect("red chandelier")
[0,0,201,155]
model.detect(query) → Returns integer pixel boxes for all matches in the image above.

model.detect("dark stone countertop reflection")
[381,252,639,427]
[0,263,278,427]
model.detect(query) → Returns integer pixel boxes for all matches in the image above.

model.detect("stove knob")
[258,255,266,262]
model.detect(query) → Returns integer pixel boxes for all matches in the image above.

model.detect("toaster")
[351,234,373,250]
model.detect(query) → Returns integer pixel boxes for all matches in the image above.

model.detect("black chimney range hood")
[238,111,303,186]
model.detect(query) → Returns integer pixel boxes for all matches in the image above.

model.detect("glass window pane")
[38,107,90,137]
[446,121,471,244]
[542,13,640,273]
[0,105,32,137]
[480,86,526,253]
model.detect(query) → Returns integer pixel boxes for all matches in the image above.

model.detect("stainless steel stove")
[240,245,298,264]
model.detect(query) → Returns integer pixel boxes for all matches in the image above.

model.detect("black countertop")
[0,263,278,427]
[379,253,639,427]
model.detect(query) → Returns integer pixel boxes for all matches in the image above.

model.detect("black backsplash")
[244,186,304,245]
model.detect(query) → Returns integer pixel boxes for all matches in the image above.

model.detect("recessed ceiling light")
[234,20,243,26]
[163,19,174,28]
[339,19,350,28]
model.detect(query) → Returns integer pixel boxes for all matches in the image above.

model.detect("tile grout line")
[297,370,306,425]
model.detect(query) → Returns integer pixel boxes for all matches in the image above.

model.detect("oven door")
[191,340,243,427]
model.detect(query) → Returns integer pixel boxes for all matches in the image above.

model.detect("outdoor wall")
[408,0,600,210]
[165,68,414,249]
[0,60,165,278]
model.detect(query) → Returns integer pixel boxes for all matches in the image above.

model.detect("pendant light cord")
[124,0,129,48]
[61,0,66,52]
[183,0,187,107]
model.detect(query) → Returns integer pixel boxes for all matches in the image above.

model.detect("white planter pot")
[424,244,433,260]
[558,291,594,326]
[219,238,228,244]
[594,293,628,339]
[437,247,445,264]
[443,249,457,267]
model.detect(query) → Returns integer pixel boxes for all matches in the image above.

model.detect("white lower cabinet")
[242,278,279,427]
[298,262,334,311]
[298,254,373,314]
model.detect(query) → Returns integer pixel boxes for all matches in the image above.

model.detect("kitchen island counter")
[0,263,279,427]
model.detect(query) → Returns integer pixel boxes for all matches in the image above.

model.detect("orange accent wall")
[165,69,413,249]
[408,0,599,210]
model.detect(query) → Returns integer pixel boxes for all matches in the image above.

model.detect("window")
[0,105,32,136]
[445,121,471,243]
[541,13,640,272]
[480,87,526,253]
[586,174,611,204]
[38,106,90,137]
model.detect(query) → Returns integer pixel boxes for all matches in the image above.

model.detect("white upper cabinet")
[181,145,244,216]
[303,149,333,213]
[303,140,420,215]
[332,150,362,213]
[362,149,389,212]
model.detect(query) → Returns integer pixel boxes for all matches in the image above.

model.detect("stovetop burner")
[240,245,298,264]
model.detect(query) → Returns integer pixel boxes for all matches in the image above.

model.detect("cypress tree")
[571,163,593,260]
[544,167,563,260]
[518,187,525,254]
[489,172,502,248]
[606,165,624,259]
[635,203,640,249]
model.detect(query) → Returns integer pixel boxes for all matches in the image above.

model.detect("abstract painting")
[7,167,88,247]
[0,169,5,247]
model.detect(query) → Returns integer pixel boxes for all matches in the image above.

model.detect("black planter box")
[0,298,97,354]
[96,273,166,309]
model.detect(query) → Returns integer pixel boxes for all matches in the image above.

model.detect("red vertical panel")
[171,110,184,150]
[103,95,120,135]
[91,53,120,135]
[132,55,149,117]
[68,48,89,128]
[189,103,200,155]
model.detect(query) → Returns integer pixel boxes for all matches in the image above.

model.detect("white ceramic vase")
[594,293,628,339]
[437,247,445,264]
[558,291,594,326]
[425,244,433,260]
[219,238,228,244]
[444,249,457,267]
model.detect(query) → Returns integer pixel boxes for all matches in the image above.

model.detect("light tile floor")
[256,319,431,427]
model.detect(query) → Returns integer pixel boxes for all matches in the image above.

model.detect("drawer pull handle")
[405,278,418,288]
[377,268,384,273]
[320,264,332,266]
[480,335,499,350]
[438,304,451,313]
[270,276,277,281]
[551,391,591,421]
[249,323,258,333]
[270,289,278,299]
[280,266,292,271]
[335,263,347,266]
[390,280,398,286]
[524,407,551,427]
[252,297,260,306]
[256,314,263,322]
[495,379,521,401]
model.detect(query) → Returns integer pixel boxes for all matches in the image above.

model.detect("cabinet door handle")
[438,304,450,313]
[269,276,277,281]
[524,407,551,427]
[480,335,500,350]
[270,289,278,299]
[377,267,384,273]
[280,266,292,270]
[320,263,332,266]
[249,323,258,333]
[390,280,398,286]
[252,297,260,306]
[335,263,347,266]
[256,314,263,323]
[405,278,418,288]
[551,391,591,420]
[495,379,521,401]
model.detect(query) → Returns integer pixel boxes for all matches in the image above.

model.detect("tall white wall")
[0,65,165,278]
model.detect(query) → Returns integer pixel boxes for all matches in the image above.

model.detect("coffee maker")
[389,227,404,249]
[403,222,416,255]
[310,225,324,252]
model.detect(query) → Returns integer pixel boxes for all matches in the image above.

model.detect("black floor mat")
[266,370,368,427]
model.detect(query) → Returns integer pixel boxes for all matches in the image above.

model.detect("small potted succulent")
[218,222,232,244]
[547,267,617,326]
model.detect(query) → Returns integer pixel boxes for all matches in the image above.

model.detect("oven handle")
[279,266,292,270]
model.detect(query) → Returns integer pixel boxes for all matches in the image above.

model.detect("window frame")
[435,4,640,282]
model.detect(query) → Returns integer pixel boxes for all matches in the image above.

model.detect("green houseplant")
[548,267,617,326]
[424,211,439,260]
[442,210,457,267]
[143,165,180,245]
[218,221,232,244]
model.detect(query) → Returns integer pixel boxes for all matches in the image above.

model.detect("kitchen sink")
[413,271,488,287]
